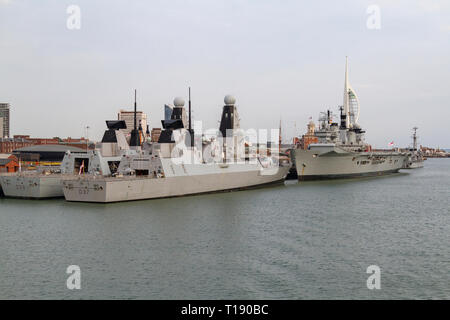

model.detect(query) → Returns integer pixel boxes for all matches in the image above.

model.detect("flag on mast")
[388,141,394,147]
[78,160,85,175]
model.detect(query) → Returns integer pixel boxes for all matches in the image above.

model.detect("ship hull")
[296,169,401,180]
[294,148,406,181]
[63,165,290,203]
[402,160,424,169]
[0,173,127,199]
[0,175,67,199]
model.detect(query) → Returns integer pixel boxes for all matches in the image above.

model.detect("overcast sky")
[1,0,449,147]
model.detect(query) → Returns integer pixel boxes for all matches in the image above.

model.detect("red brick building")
[63,137,88,143]
[0,138,34,153]
[13,135,59,145]
[0,154,19,173]
[296,121,318,150]
[0,135,89,153]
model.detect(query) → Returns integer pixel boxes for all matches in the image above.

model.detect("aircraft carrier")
[294,58,408,180]
[63,94,290,203]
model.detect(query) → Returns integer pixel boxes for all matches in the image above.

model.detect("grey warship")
[293,58,408,180]
[63,94,290,203]
[403,127,425,169]
[0,120,131,199]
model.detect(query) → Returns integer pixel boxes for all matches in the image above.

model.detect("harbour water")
[0,159,449,299]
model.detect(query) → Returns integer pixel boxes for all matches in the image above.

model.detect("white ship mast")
[412,126,418,151]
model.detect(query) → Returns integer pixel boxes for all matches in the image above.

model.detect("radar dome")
[224,95,236,105]
[173,97,185,107]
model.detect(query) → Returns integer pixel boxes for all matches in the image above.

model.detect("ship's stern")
[63,178,109,203]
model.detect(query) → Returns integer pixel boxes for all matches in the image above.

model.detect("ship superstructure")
[293,58,408,180]
[403,127,425,169]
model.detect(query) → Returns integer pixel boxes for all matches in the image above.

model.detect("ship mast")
[279,118,282,154]
[188,87,194,148]
[412,127,418,152]
[134,90,137,131]
[129,89,141,147]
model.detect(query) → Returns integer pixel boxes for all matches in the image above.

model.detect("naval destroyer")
[293,58,408,180]
[0,121,130,199]
[63,94,290,203]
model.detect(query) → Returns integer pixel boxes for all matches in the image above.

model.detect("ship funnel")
[101,120,129,156]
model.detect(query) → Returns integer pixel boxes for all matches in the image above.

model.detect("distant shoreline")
[425,155,450,159]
